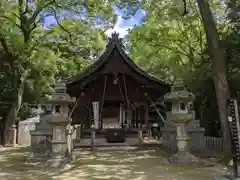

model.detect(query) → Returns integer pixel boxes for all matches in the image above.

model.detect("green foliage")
[0,0,138,123]
[129,10,207,85]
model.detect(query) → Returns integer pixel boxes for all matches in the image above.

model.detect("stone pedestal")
[91,130,96,151]
[5,125,17,147]
[46,117,71,169]
[162,119,206,153]
[169,122,198,164]
[29,113,52,158]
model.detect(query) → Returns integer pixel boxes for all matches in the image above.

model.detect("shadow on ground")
[0,146,56,180]
[0,146,227,180]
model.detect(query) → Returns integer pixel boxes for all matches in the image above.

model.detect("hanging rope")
[144,93,167,125]
[99,75,108,128]
[69,91,84,118]
[122,74,132,127]
[117,76,127,108]
[122,74,130,109]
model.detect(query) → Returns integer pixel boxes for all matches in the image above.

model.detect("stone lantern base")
[46,157,71,169]
[169,151,199,164]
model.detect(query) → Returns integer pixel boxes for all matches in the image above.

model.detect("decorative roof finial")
[108,31,122,46]
[111,32,119,41]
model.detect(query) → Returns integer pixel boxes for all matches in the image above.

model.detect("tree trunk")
[3,70,28,146]
[196,0,231,154]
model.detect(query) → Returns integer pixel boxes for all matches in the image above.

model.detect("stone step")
[73,138,161,149]
[74,142,138,148]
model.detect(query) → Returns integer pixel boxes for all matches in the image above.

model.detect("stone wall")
[18,116,40,145]
[30,113,53,157]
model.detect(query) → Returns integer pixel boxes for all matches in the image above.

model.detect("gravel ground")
[0,146,228,180]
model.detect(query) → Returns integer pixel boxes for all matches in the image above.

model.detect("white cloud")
[106,27,132,38]
[105,16,133,38]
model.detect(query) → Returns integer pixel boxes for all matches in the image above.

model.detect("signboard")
[92,102,99,129]
[228,99,240,178]
[228,99,240,160]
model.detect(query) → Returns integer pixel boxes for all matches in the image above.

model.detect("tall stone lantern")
[46,82,75,168]
[164,78,198,164]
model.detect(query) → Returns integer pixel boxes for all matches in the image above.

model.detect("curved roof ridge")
[67,32,170,88]
[114,43,169,87]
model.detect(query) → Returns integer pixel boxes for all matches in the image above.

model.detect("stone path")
[0,146,229,180]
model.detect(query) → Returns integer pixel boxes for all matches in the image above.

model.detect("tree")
[196,0,231,154]
[129,11,207,85]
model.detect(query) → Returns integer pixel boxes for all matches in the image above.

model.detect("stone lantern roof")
[164,78,195,102]
[48,82,76,104]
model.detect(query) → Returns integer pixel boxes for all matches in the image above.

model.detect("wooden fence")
[205,136,223,152]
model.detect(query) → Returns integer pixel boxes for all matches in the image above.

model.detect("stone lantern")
[46,82,75,168]
[164,78,198,164]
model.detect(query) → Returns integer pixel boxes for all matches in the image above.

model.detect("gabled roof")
[67,32,170,89]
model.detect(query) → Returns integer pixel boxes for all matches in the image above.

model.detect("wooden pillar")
[99,75,108,129]
[119,104,122,126]
[119,103,124,127]
[127,107,132,128]
[89,103,92,128]
[138,105,141,128]
[131,106,135,127]
[135,105,138,128]
[124,107,127,125]
[138,129,143,149]
[145,103,148,126]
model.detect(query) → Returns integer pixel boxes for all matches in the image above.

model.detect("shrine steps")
[73,137,161,149]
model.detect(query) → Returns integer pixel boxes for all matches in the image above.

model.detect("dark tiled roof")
[67,32,169,89]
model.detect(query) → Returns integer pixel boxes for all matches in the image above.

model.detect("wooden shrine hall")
[66,32,170,145]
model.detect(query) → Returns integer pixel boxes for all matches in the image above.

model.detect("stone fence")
[205,136,223,152]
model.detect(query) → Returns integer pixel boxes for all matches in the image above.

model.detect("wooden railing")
[205,136,223,152]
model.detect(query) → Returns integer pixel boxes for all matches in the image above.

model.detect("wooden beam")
[145,94,166,124]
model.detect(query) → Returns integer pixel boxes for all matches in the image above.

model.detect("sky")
[44,7,146,38]
[105,8,146,37]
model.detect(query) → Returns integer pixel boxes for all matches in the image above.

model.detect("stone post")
[66,126,73,158]
[91,130,96,151]
[5,124,17,147]
[75,125,81,143]
[72,125,77,140]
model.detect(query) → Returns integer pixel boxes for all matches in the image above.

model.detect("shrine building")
[66,32,170,143]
